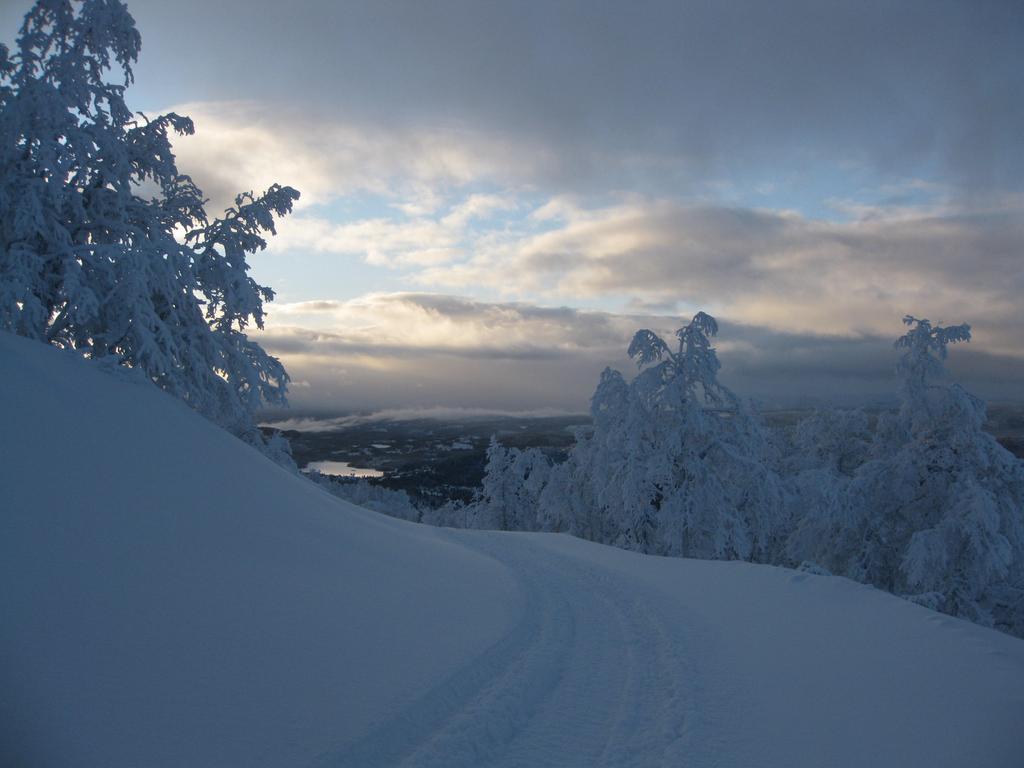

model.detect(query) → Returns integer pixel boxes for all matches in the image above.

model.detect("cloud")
[164,101,556,214]
[271,216,463,268]
[144,98,1024,414]
[254,293,1024,413]
[262,293,639,360]
[253,293,646,411]
[410,197,1024,355]
[441,193,518,229]
[261,406,581,432]
[157,103,1023,357]
[130,2,1024,198]
[153,98,1024,371]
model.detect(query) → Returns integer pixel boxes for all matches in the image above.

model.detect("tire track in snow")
[313,531,698,768]
[482,539,696,768]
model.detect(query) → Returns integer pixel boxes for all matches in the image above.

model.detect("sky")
[3,0,1023,413]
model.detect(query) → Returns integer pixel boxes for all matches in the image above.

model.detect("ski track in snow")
[317,532,702,768]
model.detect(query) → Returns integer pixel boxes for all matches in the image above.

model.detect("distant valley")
[269,414,591,507]
[265,405,1024,509]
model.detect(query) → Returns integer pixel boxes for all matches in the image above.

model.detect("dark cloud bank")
[257,294,1024,413]
[40,0,1022,195]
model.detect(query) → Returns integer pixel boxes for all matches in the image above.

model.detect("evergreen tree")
[808,317,1024,632]
[529,312,787,559]
[0,0,298,444]
[469,437,551,531]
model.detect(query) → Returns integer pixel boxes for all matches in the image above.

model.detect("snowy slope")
[2,330,1023,767]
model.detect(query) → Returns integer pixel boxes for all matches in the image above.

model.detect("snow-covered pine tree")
[781,408,872,565]
[815,316,1024,633]
[467,437,551,531]
[619,313,786,559]
[894,315,972,429]
[528,312,787,560]
[307,471,423,523]
[543,367,631,542]
[0,0,298,446]
[787,408,873,477]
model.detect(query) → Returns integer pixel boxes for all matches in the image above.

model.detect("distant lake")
[304,461,384,478]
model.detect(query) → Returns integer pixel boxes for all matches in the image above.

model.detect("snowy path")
[321,525,1024,768]
[323,533,698,768]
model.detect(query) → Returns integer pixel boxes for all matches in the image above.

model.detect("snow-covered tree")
[479,312,788,560]
[626,311,737,409]
[0,0,298,444]
[781,408,872,567]
[307,472,423,523]
[607,313,786,559]
[539,368,632,542]
[787,408,873,477]
[895,315,972,408]
[467,437,551,531]
[803,317,1024,633]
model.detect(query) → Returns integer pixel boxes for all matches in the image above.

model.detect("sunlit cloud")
[441,193,519,229]
[271,217,463,268]
[409,198,1024,355]
[165,101,556,213]
[263,293,639,358]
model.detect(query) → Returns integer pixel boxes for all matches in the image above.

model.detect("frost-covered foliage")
[306,471,422,523]
[781,408,872,565]
[259,429,298,473]
[798,318,1024,634]
[568,313,787,560]
[419,498,472,528]
[895,315,972,408]
[463,312,789,562]
[467,437,552,531]
[0,0,298,448]
[787,408,873,476]
[456,312,1024,637]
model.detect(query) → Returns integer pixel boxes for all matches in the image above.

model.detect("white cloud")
[270,216,463,268]
[441,193,518,229]
[408,198,1024,355]
[164,101,555,213]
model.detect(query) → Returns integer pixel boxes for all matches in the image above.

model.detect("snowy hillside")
[2,329,1023,767]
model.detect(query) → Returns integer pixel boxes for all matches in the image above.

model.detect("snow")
[2,330,1024,767]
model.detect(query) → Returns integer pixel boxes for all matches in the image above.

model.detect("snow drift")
[2,330,1023,767]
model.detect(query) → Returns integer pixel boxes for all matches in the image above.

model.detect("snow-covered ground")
[2,330,1023,767]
